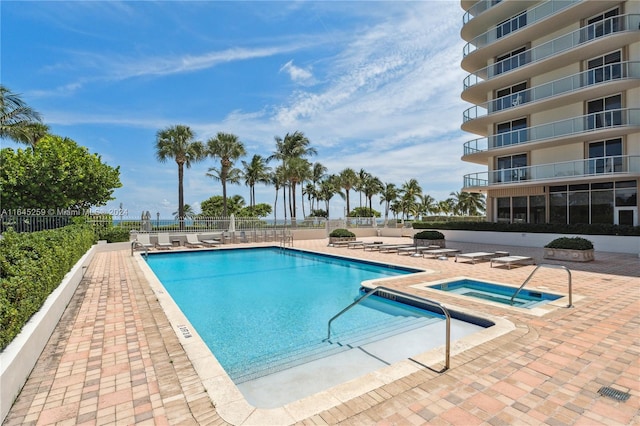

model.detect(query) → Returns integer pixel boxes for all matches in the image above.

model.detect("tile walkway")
[3,237,639,425]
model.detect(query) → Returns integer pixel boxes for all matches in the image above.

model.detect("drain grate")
[598,386,630,402]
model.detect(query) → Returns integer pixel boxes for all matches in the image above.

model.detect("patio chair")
[156,233,173,250]
[135,233,154,249]
[199,234,221,247]
[185,234,204,248]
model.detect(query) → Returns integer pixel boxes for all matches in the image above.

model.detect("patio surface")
[3,237,639,425]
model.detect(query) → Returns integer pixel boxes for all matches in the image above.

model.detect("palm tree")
[155,125,205,227]
[362,174,382,212]
[399,179,422,220]
[307,162,327,214]
[438,198,455,216]
[284,157,311,220]
[206,132,246,217]
[317,175,342,216]
[0,85,45,146]
[338,168,358,216]
[269,167,286,225]
[241,154,271,209]
[356,169,369,209]
[172,204,196,219]
[379,182,398,227]
[418,194,437,219]
[268,131,317,221]
[452,191,486,216]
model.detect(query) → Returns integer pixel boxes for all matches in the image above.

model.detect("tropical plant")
[200,194,246,217]
[414,230,445,240]
[329,228,355,238]
[362,174,382,211]
[172,204,196,219]
[545,237,594,250]
[1,135,121,211]
[241,154,271,209]
[155,125,205,225]
[284,157,311,221]
[399,179,422,220]
[338,168,358,216]
[349,207,380,217]
[417,194,437,219]
[206,132,246,217]
[379,182,398,227]
[0,85,47,146]
[317,175,341,216]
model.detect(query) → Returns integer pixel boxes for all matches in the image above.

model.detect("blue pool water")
[145,248,436,381]
[427,279,562,308]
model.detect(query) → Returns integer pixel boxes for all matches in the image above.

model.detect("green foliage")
[310,209,328,218]
[95,226,130,243]
[414,230,445,240]
[411,221,640,236]
[545,237,594,250]
[349,207,381,217]
[0,224,95,350]
[0,135,121,211]
[200,195,245,217]
[238,203,272,218]
[329,228,355,238]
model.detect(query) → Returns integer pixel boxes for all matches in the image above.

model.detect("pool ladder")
[510,264,572,307]
[325,286,451,372]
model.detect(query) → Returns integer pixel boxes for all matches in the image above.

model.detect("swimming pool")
[145,248,436,381]
[426,278,562,308]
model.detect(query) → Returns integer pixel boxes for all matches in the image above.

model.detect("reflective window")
[588,138,623,174]
[529,195,545,224]
[494,46,527,75]
[587,94,622,129]
[494,81,527,112]
[586,8,620,41]
[587,51,622,85]
[495,118,527,147]
[497,12,527,38]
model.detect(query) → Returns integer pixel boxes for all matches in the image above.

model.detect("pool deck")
[4,237,639,425]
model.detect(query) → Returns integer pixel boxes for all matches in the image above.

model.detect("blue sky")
[2,1,476,219]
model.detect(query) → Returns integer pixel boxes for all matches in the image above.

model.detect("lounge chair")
[491,256,536,269]
[347,241,366,249]
[379,244,415,253]
[455,252,496,264]
[156,233,173,250]
[135,233,154,249]
[237,231,250,243]
[362,242,385,251]
[185,234,204,248]
[396,245,440,256]
[331,240,355,247]
[422,248,460,258]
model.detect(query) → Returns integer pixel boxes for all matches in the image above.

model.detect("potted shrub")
[543,237,594,262]
[413,230,446,248]
[329,229,356,244]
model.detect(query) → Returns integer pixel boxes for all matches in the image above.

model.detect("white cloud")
[279,60,314,84]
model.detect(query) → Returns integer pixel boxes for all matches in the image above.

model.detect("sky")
[1,0,477,219]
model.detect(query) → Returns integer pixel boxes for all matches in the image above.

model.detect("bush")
[545,237,594,250]
[414,230,445,240]
[95,226,130,242]
[0,224,95,351]
[329,229,355,238]
[412,221,640,236]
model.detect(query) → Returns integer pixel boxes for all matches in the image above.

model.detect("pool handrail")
[131,241,148,258]
[326,286,451,371]
[510,264,572,307]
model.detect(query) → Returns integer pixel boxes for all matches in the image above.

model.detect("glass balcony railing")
[463,155,640,188]
[463,14,640,90]
[463,0,578,57]
[463,0,501,25]
[463,108,640,155]
[463,62,640,123]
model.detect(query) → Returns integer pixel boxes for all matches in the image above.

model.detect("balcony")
[462,0,500,25]
[463,0,579,57]
[463,155,640,189]
[462,62,640,132]
[463,108,640,158]
[462,14,640,101]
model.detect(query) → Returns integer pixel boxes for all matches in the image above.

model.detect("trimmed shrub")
[414,230,445,240]
[329,229,355,238]
[544,237,594,250]
[95,226,130,242]
[0,224,95,350]
[412,221,640,236]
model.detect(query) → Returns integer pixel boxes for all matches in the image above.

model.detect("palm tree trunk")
[178,163,185,230]
[222,180,228,217]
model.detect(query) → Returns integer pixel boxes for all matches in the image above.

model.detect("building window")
[586,51,622,85]
[497,197,511,222]
[494,81,527,112]
[494,46,527,75]
[569,184,590,224]
[549,191,568,224]
[588,138,623,174]
[586,94,622,129]
[495,153,527,183]
[585,8,620,41]
[497,12,527,38]
[512,196,527,222]
[591,182,614,224]
[495,118,527,148]
[529,195,545,224]
[615,181,638,207]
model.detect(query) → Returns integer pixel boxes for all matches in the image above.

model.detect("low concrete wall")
[439,230,639,255]
[0,245,97,422]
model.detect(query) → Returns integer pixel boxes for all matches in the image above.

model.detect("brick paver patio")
[3,238,639,425]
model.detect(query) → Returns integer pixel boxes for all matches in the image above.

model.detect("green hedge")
[545,237,594,250]
[414,230,445,240]
[329,228,355,238]
[0,224,95,351]
[412,221,640,236]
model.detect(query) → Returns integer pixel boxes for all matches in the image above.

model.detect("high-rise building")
[460,0,639,225]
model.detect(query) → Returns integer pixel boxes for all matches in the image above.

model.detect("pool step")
[231,315,441,383]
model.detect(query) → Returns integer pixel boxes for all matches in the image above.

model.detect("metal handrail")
[326,286,451,370]
[131,241,148,258]
[510,264,572,307]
